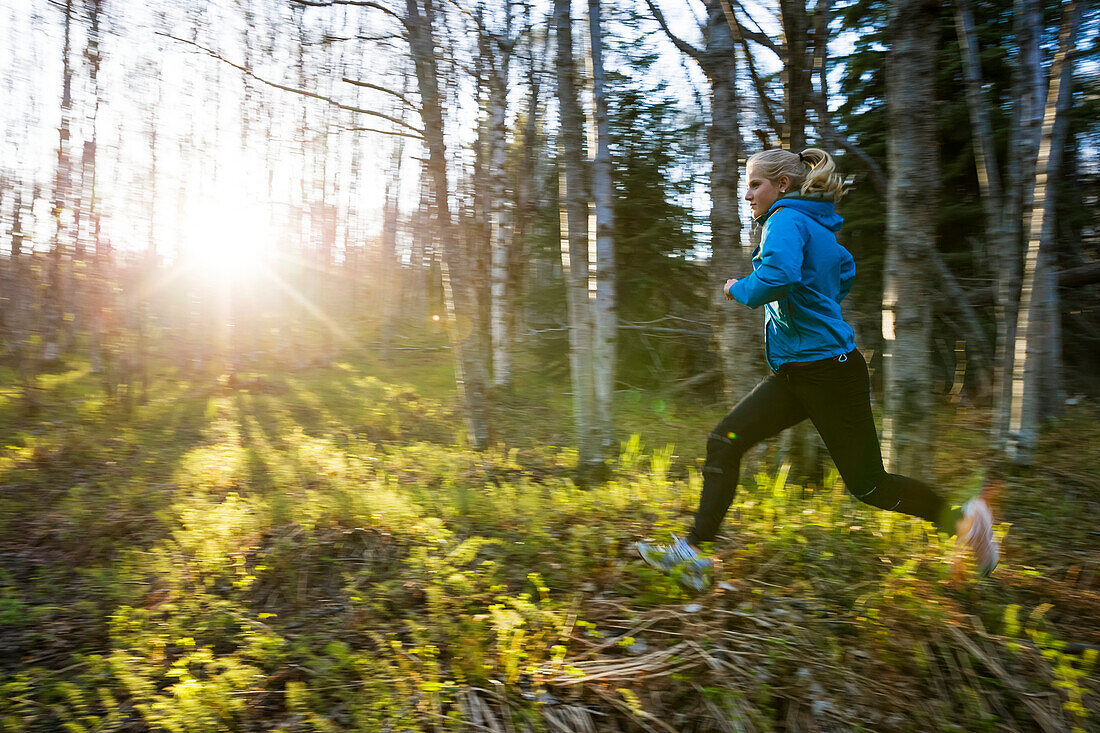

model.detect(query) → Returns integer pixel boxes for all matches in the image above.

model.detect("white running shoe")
[958,497,999,577]
[637,535,714,591]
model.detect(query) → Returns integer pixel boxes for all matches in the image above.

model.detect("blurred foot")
[637,535,714,591]
[957,497,999,577]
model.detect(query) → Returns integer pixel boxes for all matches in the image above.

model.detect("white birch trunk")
[1007,0,1080,464]
[645,0,756,397]
[510,34,541,348]
[407,0,491,449]
[45,0,75,363]
[703,0,757,398]
[487,28,513,390]
[995,0,1045,447]
[881,0,939,478]
[588,0,616,452]
[555,0,600,469]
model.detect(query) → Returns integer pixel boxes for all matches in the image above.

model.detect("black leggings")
[687,349,959,545]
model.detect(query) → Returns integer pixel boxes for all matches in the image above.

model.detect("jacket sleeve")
[729,210,805,308]
[838,252,856,302]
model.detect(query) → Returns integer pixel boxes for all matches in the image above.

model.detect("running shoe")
[957,497,999,576]
[637,535,714,591]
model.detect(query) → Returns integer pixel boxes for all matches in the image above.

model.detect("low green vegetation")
[0,346,1097,732]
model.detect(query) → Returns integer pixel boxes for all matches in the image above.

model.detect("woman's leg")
[687,375,808,546]
[790,351,960,533]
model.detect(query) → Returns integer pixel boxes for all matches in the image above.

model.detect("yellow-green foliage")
[1,358,1097,732]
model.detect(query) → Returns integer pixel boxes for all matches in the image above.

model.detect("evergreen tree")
[608,72,709,389]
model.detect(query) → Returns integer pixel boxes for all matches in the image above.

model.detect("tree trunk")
[554,0,600,470]
[777,0,822,486]
[642,0,756,396]
[487,20,513,391]
[45,0,75,363]
[511,30,542,351]
[645,0,757,397]
[588,0,616,453]
[407,0,491,449]
[995,0,1045,448]
[380,110,406,358]
[1007,0,1081,464]
[702,0,758,398]
[83,0,109,388]
[8,186,38,411]
[779,0,810,151]
[139,94,159,404]
[950,0,1003,402]
[881,0,939,478]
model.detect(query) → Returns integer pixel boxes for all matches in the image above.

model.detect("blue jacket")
[728,196,856,372]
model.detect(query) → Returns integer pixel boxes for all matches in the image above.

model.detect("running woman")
[638,148,998,591]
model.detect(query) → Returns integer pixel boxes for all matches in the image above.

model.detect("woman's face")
[744,163,789,219]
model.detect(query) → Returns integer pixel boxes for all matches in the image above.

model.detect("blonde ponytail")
[746,147,847,202]
[798,148,846,200]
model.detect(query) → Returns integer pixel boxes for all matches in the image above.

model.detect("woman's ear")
[779,176,792,193]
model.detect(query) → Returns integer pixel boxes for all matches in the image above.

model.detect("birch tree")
[646,0,759,398]
[554,0,600,469]
[588,0,616,453]
[1007,0,1082,465]
[481,2,520,392]
[509,21,545,348]
[954,0,1040,446]
[7,184,37,411]
[44,0,76,363]
[738,0,822,485]
[81,0,109,383]
[881,0,939,478]
[407,0,492,448]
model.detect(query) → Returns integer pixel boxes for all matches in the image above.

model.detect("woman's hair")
[746,147,846,201]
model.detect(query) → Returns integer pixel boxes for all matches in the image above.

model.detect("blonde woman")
[639,148,998,590]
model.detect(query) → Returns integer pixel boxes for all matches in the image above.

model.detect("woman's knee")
[844,471,897,511]
[705,430,749,469]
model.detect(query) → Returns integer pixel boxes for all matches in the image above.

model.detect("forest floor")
[0,343,1098,732]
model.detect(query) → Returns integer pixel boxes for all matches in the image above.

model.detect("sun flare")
[184,199,274,283]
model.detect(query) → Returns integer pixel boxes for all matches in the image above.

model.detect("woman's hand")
[724,278,738,300]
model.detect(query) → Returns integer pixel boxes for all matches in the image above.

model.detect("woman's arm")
[728,211,805,308]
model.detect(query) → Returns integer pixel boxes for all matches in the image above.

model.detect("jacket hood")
[765,194,843,232]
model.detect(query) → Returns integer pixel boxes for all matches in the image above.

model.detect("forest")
[0,0,1098,730]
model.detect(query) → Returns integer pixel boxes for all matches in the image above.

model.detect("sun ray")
[260,267,357,348]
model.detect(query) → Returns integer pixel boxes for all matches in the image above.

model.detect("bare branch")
[306,33,404,45]
[809,93,886,194]
[736,23,782,56]
[730,0,784,56]
[341,77,419,110]
[730,13,783,142]
[1058,261,1100,289]
[290,0,406,25]
[643,0,702,61]
[338,126,424,140]
[156,32,424,138]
